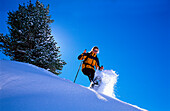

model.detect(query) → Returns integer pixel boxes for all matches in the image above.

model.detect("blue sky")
[0,0,169,110]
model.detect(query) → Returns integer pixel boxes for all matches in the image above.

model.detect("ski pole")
[74,61,83,83]
[74,49,86,83]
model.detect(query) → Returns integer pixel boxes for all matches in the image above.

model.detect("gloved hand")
[83,49,87,53]
[99,65,104,71]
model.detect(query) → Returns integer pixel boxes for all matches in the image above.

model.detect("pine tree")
[0,0,66,75]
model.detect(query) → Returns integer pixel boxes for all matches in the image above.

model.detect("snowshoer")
[78,46,104,83]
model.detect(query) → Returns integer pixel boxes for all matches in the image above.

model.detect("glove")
[83,49,87,53]
[99,65,104,71]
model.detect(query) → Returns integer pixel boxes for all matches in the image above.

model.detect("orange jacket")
[78,52,100,70]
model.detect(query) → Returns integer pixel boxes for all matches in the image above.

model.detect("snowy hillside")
[0,60,147,111]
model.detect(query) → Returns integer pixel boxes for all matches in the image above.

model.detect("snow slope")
[0,60,147,111]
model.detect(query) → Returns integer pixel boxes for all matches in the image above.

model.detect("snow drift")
[0,60,147,111]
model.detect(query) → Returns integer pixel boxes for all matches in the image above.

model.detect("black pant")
[82,68,95,82]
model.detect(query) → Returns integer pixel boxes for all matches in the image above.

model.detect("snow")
[0,60,147,111]
[30,22,33,26]
[17,49,26,53]
[93,69,118,98]
[18,30,22,33]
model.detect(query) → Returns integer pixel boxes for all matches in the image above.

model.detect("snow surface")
[0,60,147,111]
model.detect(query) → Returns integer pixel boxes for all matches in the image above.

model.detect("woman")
[78,46,104,82]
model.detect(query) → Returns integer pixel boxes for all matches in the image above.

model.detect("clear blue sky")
[0,0,169,110]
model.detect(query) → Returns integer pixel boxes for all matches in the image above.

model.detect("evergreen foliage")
[0,0,66,75]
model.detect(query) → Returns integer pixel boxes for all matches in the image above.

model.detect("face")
[93,48,99,54]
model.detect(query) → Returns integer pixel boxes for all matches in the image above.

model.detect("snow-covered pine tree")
[0,0,66,75]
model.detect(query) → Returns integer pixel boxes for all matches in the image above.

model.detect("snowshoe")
[90,76,102,89]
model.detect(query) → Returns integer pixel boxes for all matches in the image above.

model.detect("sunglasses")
[93,50,98,52]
